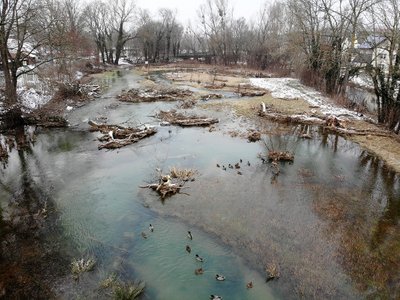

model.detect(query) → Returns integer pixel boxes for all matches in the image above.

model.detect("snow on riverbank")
[250,77,362,119]
[19,88,52,111]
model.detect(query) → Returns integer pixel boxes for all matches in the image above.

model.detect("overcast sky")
[135,0,270,25]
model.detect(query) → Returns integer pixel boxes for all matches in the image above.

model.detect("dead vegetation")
[156,110,219,127]
[100,274,145,299]
[88,120,157,150]
[140,167,197,199]
[266,262,280,282]
[117,87,193,103]
[71,258,95,280]
[268,151,294,162]
[24,114,68,128]
[0,142,8,162]
[247,130,261,142]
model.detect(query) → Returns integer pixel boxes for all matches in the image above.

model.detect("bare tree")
[0,0,56,126]
[366,0,400,132]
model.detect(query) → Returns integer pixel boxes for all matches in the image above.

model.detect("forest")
[0,0,399,132]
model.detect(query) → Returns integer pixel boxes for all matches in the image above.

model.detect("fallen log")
[268,151,294,162]
[156,110,219,127]
[89,120,157,150]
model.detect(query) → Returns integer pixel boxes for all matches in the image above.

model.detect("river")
[0,69,399,299]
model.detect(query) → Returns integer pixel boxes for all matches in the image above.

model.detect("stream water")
[1,69,399,299]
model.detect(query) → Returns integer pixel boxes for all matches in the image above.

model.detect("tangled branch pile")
[117,87,193,103]
[140,167,197,199]
[268,150,294,162]
[156,110,219,127]
[89,120,157,150]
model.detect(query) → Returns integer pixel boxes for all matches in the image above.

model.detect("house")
[0,39,38,69]
[353,35,392,73]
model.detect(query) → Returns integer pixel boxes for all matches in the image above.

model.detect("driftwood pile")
[140,168,197,199]
[156,110,219,127]
[117,88,193,103]
[268,151,294,162]
[89,120,157,150]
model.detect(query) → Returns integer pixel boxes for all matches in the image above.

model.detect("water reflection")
[0,127,68,298]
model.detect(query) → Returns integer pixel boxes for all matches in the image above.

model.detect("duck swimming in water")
[187,231,193,240]
[195,254,204,262]
[186,245,191,253]
[246,281,253,289]
[216,163,220,168]
[222,166,226,171]
[141,232,147,239]
[149,224,154,232]
[194,268,204,275]
[210,295,223,300]
[216,274,225,281]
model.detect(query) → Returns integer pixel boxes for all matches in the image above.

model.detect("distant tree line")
[0,0,399,132]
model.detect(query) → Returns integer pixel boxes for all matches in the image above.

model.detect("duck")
[235,163,240,169]
[222,166,226,171]
[237,171,242,175]
[194,267,204,275]
[149,224,154,232]
[187,231,193,240]
[246,281,253,289]
[216,163,220,168]
[141,232,148,239]
[195,254,204,262]
[240,159,243,163]
[186,245,192,253]
[247,161,251,166]
[261,157,266,164]
[228,164,233,169]
[216,274,225,281]
[210,295,223,300]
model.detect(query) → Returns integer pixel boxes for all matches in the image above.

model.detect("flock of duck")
[216,159,252,175]
[141,227,254,300]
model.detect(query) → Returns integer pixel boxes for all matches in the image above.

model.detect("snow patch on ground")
[250,78,362,119]
[351,74,374,89]
[19,88,51,111]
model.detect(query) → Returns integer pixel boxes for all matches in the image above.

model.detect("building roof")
[357,35,386,50]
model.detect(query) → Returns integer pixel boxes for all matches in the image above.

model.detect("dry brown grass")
[166,71,249,90]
